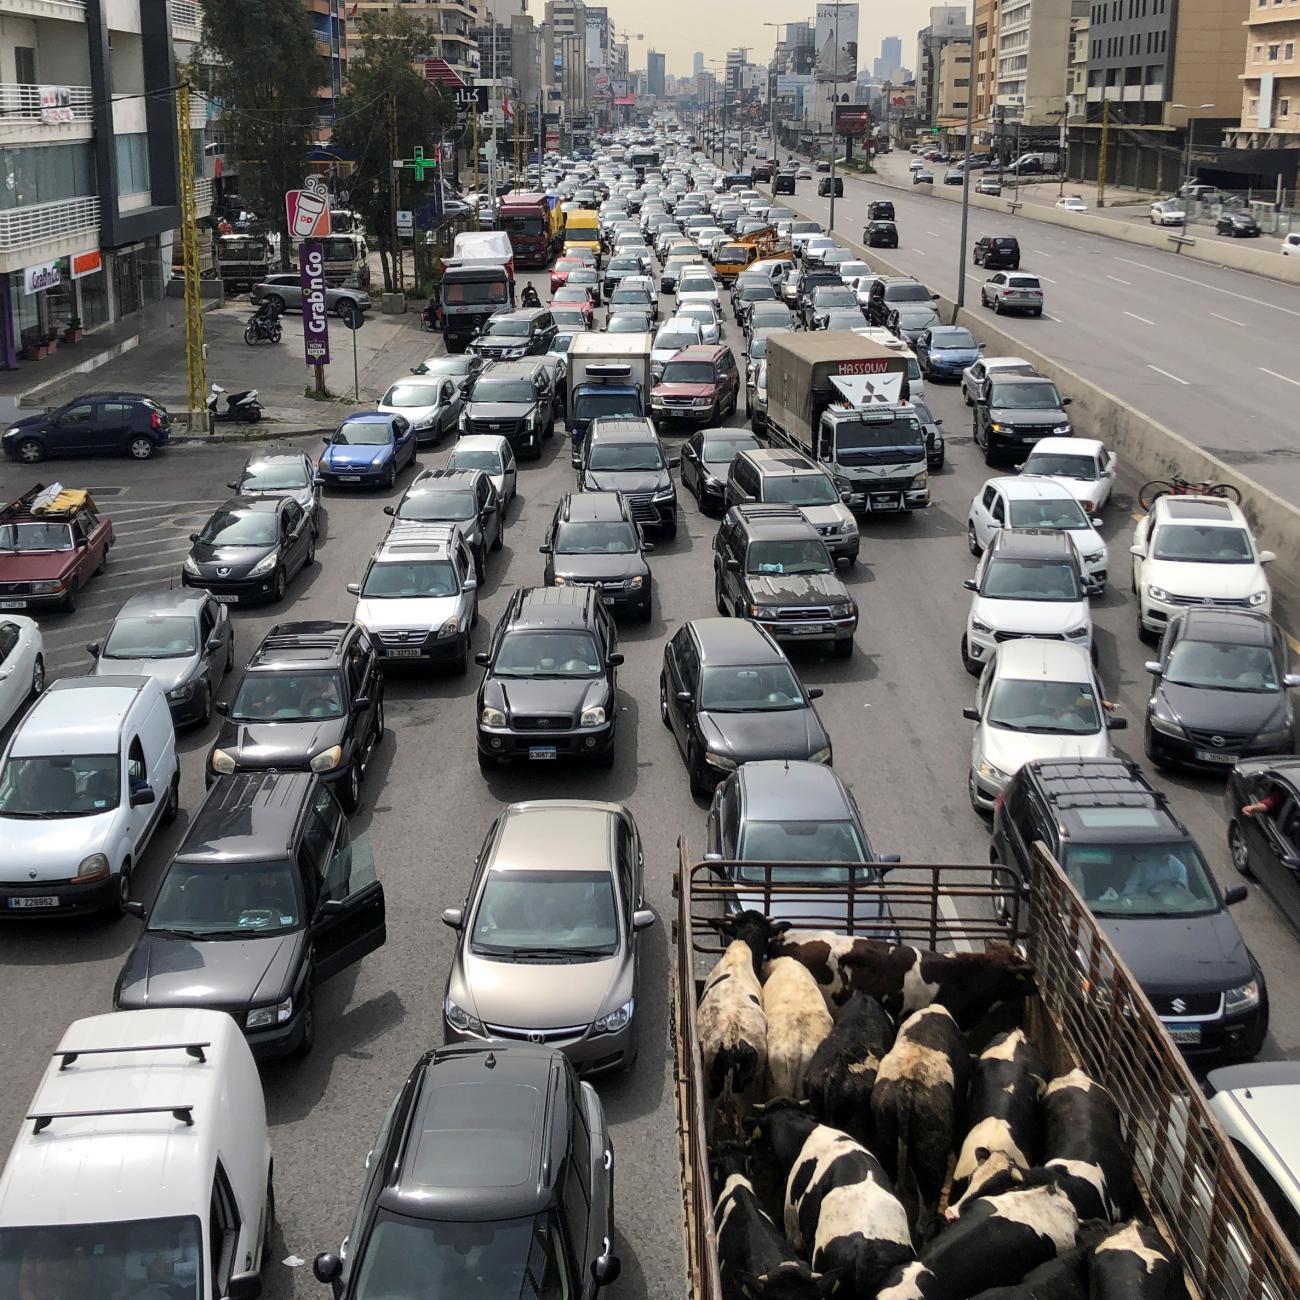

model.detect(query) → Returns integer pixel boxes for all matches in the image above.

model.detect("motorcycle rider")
[520,283,541,309]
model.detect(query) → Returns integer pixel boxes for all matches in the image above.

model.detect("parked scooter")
[244,301,282,346]
[208,384,263,423]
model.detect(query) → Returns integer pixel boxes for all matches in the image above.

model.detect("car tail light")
[151,410,162,431]
[994,790,1006,813]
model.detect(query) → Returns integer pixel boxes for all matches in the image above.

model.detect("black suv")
[387,468,502,581]
[864,220,899,248]
[469,307,558,361]
[115,771,387,1059]
[209,620,384,812]
[578,417,679,538]
[805,284,862,330]
[790,267,843,315]
[867,200,895,221]
[541,492,654,621]
[973,235,1021,269]
[1,392,170,464]
[313,1045,619,1299]
[461,358,557,460]
[476,586,622,772]
[866,277,937,327]
[713,504,857,657]
[991,757,1266,1061]
[972,373,1073,465]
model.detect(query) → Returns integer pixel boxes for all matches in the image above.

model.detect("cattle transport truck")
[765,331,930,515]
[672,843,1300,1300]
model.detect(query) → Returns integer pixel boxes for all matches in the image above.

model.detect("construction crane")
[176,73,207,431]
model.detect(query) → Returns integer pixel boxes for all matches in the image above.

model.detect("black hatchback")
[864,220,899,248]
[1217,211,1261,238]
[972,235,1021,269]
[867,200,895,221]
[182,495,316,605]
[541,492,653,621]
[2,392,170,465]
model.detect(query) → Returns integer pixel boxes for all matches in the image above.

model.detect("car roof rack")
[56,1040,211,1070]
[0,482,96,522]
[28,1105,195,1134]
[258,630,343,653]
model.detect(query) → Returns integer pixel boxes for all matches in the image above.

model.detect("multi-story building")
[972,0,1001,138]
[354,0,478,82]
[1067,12,1089,118]
[875,35,903,79]
[937,38,973,128]
[917,6,971,123]
[693,51,704,75]
[307,0,347,132]
[647,49,665,97]
[726,48,745,94]
[997,0,1085,126]
[1232,0,1297,146]
[543,0,588,120]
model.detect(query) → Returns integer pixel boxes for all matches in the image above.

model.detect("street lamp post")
[954,43,976,311]
[1173,102,1215,229]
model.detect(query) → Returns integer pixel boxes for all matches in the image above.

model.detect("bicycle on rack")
[1138,475,1242,511]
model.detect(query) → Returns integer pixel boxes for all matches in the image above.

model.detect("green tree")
[202,0,321,268]
[331,9,455,292]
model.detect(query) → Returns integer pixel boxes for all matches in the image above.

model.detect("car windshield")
[230,671,343,721]
[382,383,441,408]
[661,361,715,385]
[987,677,1102,734]
[746,539,831,576]
[736,818,868,881]
[1164,639,1280,691]
[1064,841,1219,917]
[815,289,856,307]
[982,557,1080,601]
[351,1210,570,1299]
[148,859,301,936]
[333,419,393,447]
[104,614,198,659]
[555,521,638,554]
[482,318,532,337]
[0,1217,203,1299]
[241,461,309,491]
[932,328,976,349]
[0,754,120,818]
[607,316,647,333]
[897,309,938,327]
[494,630,601,677]
[699,663,806,712]
[399,490,477,523]
[835,415,924,458]
[472,378,535,403]
[443,280,509,305]
[655,333,698,353]
[362,560,459,599]
[703,436,759,466]
[1008,277,1042,290]
[449,449,502,475]
[413,357,470,379]
[679,279,714,295]
[471,868,618,956]
[1152,524,1253,563]
[198,508,277,546]
[0,521,73,551]
[588,441,663,472]
[1024,452,1097,481]
[990,382,1062,409]
[742,285,778,302]
[1010,498,1089,530]
[765,474,839,506]
[886,284,931,302]
[611,289,649,304]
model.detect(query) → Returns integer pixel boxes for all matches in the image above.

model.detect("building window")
[1287,41,1296,58]
[0,143,94,210]
[1269,43,1281,60]
[1254,44,1264,60]
[1282,97,1292,114]
[14,47,35,85]
[114,133,150,195]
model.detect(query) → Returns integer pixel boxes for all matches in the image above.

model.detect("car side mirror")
[931,293,940,301]
[1144,660,1163,675]
[880,853,902,865]
[1260,550,1276,563]
[668,454,681,468]
[1106,716,1128,731]
[963,578,978,591]
[347,582,361,595]
[189,532,200,543]
[206,634,224,653]
[1062,397,1073,406]
[313,1254,343,1287]
[978,343,987,350]
[353,695,371,710]
[1284,674,1300,688]
[676,688,692,704]
[633,908,657,931]
[474,651,490,666]
[807,687,824,700]
[322,435,331,444]
[129,784,156,808]
[226,480,238,490]
[1224,884,1248,906]
[124,899,146,919]
[962,706,980,721]
[223,1272,262,1300]
[1129,544,1146,557]
[592,1254,621,1289]
[607,652,624,667]
[725,557,741,572]
[441,907,464,929]
[383,505,396,516]
[86,641,101,658]
[212,698,229,716]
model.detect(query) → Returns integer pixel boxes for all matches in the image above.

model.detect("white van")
[0,675,179,916]
[0,1009,273,1300]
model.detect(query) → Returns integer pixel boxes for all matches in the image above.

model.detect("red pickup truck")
[0,484,114,613]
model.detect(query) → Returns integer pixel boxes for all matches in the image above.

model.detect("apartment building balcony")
[0,195,99,274]
[0,84,93,143]
[169,0,201,41]
[193,176,213,217]
[0,0,86,21]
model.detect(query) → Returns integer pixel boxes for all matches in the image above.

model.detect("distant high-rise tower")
[647,48,666,96]
[693,50,704,75]
[880,35,902,76]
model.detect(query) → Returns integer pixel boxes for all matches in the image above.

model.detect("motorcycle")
[244,302,282,346]
[520,284,541,309]
[207,384,263,423]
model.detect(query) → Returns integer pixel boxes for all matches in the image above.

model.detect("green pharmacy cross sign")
[396,147,439,180]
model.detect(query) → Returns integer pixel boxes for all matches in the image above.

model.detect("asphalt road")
[765,150,1300,506]
[0,254,1297,1300]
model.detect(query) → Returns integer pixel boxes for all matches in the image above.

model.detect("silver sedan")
[250,273,372,319]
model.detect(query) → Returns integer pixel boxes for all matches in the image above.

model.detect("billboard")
[299,243,330,367]
[776,73,812,95]
[834,104,871,136]
[814,3,858,83]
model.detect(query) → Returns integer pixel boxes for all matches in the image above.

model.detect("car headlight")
[371,450,389,467]
[593,998,635,1035]
[989,421,1009,433]
[809,746,832,765]
[210,748,236,775]
[1065,626,1090,640]
[458,412,469,429]
[167,681,195,700]
[481,706,507,727]
[1225,979,1261,1013]
[1253,725,1292,748]
[830,602,855,618]
[436,618,460,640]
[414,414,438,430]
[444,998,486,1036]
[910,472,928,490]
[30,579,62,594]
[580,705,607,727]
[1053,423,1072,435]
[1147,584,1171,602]
[76,853,110,882]
[653,488,675,502]
[183,555,202,576]
[4,426,17,437]
[971,618,994,635]
[246,997,293,1030]
[693,397,713,407]
[247,550,279,578]
[552,574,568,586]
[1248,590,1269,607]
[748,604,777,619]
[1148,706,1184,736]
[310,745,344,774]
[704,751,737,770]
[628,575,644,589]
[977,758,1009,782]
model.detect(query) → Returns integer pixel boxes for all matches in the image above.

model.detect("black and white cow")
[964,1221,1111,1300]
[754,1100,914,1297]
[762,956,834,1101]
[950,1029,1046,1207]
[1042,1070,1136,1224]
[711,1142,842,1300]
[804,992,895,1144]
[1090,1222,1190,1300]
[771,932,1036,1028]
[870,1005,971,1227]
[875,1182,1080,1300]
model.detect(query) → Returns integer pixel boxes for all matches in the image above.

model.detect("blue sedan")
[318,412,416,488]
[915,326,983,381]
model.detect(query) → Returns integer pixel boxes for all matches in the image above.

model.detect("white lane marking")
[912,249,927,256]
[101,498,225,514]
[110,536,194,554]
[1211,311,1248,327]
[926,230,940,237]
[1147,364,1189,385]
[965,274,981,283]
[1037,274,1057,284]
[1106,275,1132,285]
[937,890,974,954]
[1260,366,1300,389]
[1114,255,1300,319]
[1043,313,1063,322]
[1031,249,1053,257]
[1124,311,1155,325]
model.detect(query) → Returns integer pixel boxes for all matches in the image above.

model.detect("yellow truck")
[562,208,601,265]
[712,225,789,283]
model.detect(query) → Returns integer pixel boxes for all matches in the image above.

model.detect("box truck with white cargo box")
[566,333,653,464]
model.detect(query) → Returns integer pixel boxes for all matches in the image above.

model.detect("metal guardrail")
[0,196,99,253]
[0,84,92,124]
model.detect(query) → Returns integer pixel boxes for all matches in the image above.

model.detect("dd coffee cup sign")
[299,243,330,367]
[286,176,332,240]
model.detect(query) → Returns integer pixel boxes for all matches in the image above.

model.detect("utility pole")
[1096,98,1109,208]
[955,50,976,312]
[471,101,481,230]
[388,91,402,293]
[827,3,841,232]
[176,74,207,431]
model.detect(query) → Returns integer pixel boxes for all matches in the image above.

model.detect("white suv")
[1131,496,1275,642]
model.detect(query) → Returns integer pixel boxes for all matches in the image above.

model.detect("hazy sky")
[593,0,951,80]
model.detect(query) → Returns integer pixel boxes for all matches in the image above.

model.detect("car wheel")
[1031,308,1043,318]
[1136,601,1154,644]
[372,694,385,742]
[960,634,981,676]
[340,758,361,813]
[477,749,497,774]
[454,635,469,675]
[262,1174,277,1265]
[967,523,982,557]
[296,985,317,1056]
[968,771,986,815]
[225,636,235,675]
[306,532,317,565]
[1229,821,1254,878]
[1143,722,1169,769]
[62,581,78,613]
[335,298,358,319]
[113,861,133,918]
[16,438,44,464]
[128,435,156,461]
[162,773,180,825]
[714,574,727,614]
[265,295,285,314]
[30,654,44,697]
[834,637,853,659]
[94,546,108,576]
[271,568,287,603]
[198,682,212,727]
[993,298,1003,315]
[662,515,678,541]
[688,740,709,797]
[491,523,503,552]
[660,677,671,726]
[639,595,653,623]
[473,547,485,583]
[594,740,616,770]
[383,463,396,489]
[963,387,972,407]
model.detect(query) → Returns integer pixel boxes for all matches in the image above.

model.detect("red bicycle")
[1138,475,1242,511]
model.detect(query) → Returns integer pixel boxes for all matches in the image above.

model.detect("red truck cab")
[498,192,559,269]
[0,484,114,612]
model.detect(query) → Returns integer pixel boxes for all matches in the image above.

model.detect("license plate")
[339,474,361,482]
[1195,750,1239,764]
[601,595,615,605]
[212,594,238,604]
[1167,1025,1202,1045]
[870,492,902,509]
[529,746,557,760]
[385,648,422,658]
[8,896,57,909]
[0,600,24,609]
[787,624,823,635]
